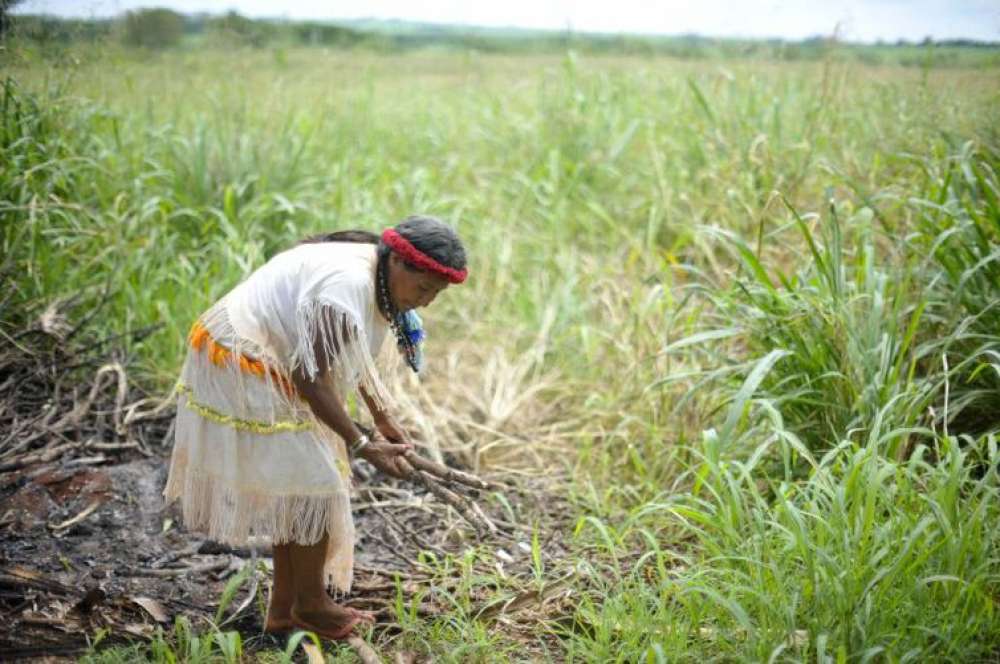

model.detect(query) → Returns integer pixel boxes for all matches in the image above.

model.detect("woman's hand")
[374,411,410,445]
[359,439,412,479]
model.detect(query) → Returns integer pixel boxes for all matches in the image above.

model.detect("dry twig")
[0,299,171,475]
[355,422,504,537]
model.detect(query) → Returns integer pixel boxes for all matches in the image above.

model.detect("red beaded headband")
[381,228,468,284]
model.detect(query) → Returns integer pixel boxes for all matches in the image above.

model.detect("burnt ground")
[0,305,577,661]
[0,454,573,661]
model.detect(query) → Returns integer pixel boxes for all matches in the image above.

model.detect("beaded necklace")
[376,251,422,372]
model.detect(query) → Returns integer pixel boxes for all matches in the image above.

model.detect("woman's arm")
[293,308,411,476]
[358,385,386,422]
[292,311,368,445]
[293,370,364,446]
[359,385,410,444]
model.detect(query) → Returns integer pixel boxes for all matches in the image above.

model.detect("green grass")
[2,42,999,661]
[564,432,1000,662]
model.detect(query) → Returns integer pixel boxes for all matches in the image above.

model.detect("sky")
[14,0,1000,43]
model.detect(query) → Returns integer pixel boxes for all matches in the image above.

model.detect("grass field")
[3,42,1000,661]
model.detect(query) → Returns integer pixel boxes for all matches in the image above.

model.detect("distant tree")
[183,12,209,35]
[207,10,274,48]
[1,0,25,37]
[293,22,367,47]
[11,14,114,43]
[122,8,184,49]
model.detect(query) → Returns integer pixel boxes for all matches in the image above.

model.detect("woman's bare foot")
[264,583,296,633]
[290,596,375,640]
[265,544,295,634]
[264,607,294,634]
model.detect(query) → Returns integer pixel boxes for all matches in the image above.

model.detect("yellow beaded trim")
[177,383,313,434]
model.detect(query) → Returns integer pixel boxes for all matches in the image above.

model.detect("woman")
[163,215,468,640]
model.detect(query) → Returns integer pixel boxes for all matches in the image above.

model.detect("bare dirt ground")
[0,306,575,661]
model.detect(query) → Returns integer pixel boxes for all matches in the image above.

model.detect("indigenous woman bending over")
[164,216,468,640]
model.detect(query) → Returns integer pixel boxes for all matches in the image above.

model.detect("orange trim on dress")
[188,321,298,398]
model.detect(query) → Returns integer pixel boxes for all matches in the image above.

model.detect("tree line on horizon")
[4,7,999,66]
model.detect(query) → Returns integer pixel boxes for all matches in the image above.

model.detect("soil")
[0,414,577,661]
[0,447,573,660]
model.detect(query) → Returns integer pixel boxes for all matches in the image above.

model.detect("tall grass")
[692,203,931,458]
[561,133,1000,661]
[566,426,1000,662]
[3,46,999,660]
[565,159,1000,658]
[911,142,1000,435]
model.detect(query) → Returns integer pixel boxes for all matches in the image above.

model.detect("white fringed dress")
[163,242,390,592]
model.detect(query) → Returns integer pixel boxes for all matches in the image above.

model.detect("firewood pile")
[0,298,172,475]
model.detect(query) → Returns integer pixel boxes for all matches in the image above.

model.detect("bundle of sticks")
[353,421,510,538]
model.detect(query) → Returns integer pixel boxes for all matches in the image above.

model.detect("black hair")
[300,229,380,245]
[300,216,466,372]
[388,215,467,272]
[300,216,466,273]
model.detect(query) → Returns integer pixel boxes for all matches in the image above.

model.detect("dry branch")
[48,498,101,532]
[354,421,504,536]
[130,557,232,578]
[0,299,171,474]
[403,452,505,492]
[408,464,499,536]
[346,636,382,664]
